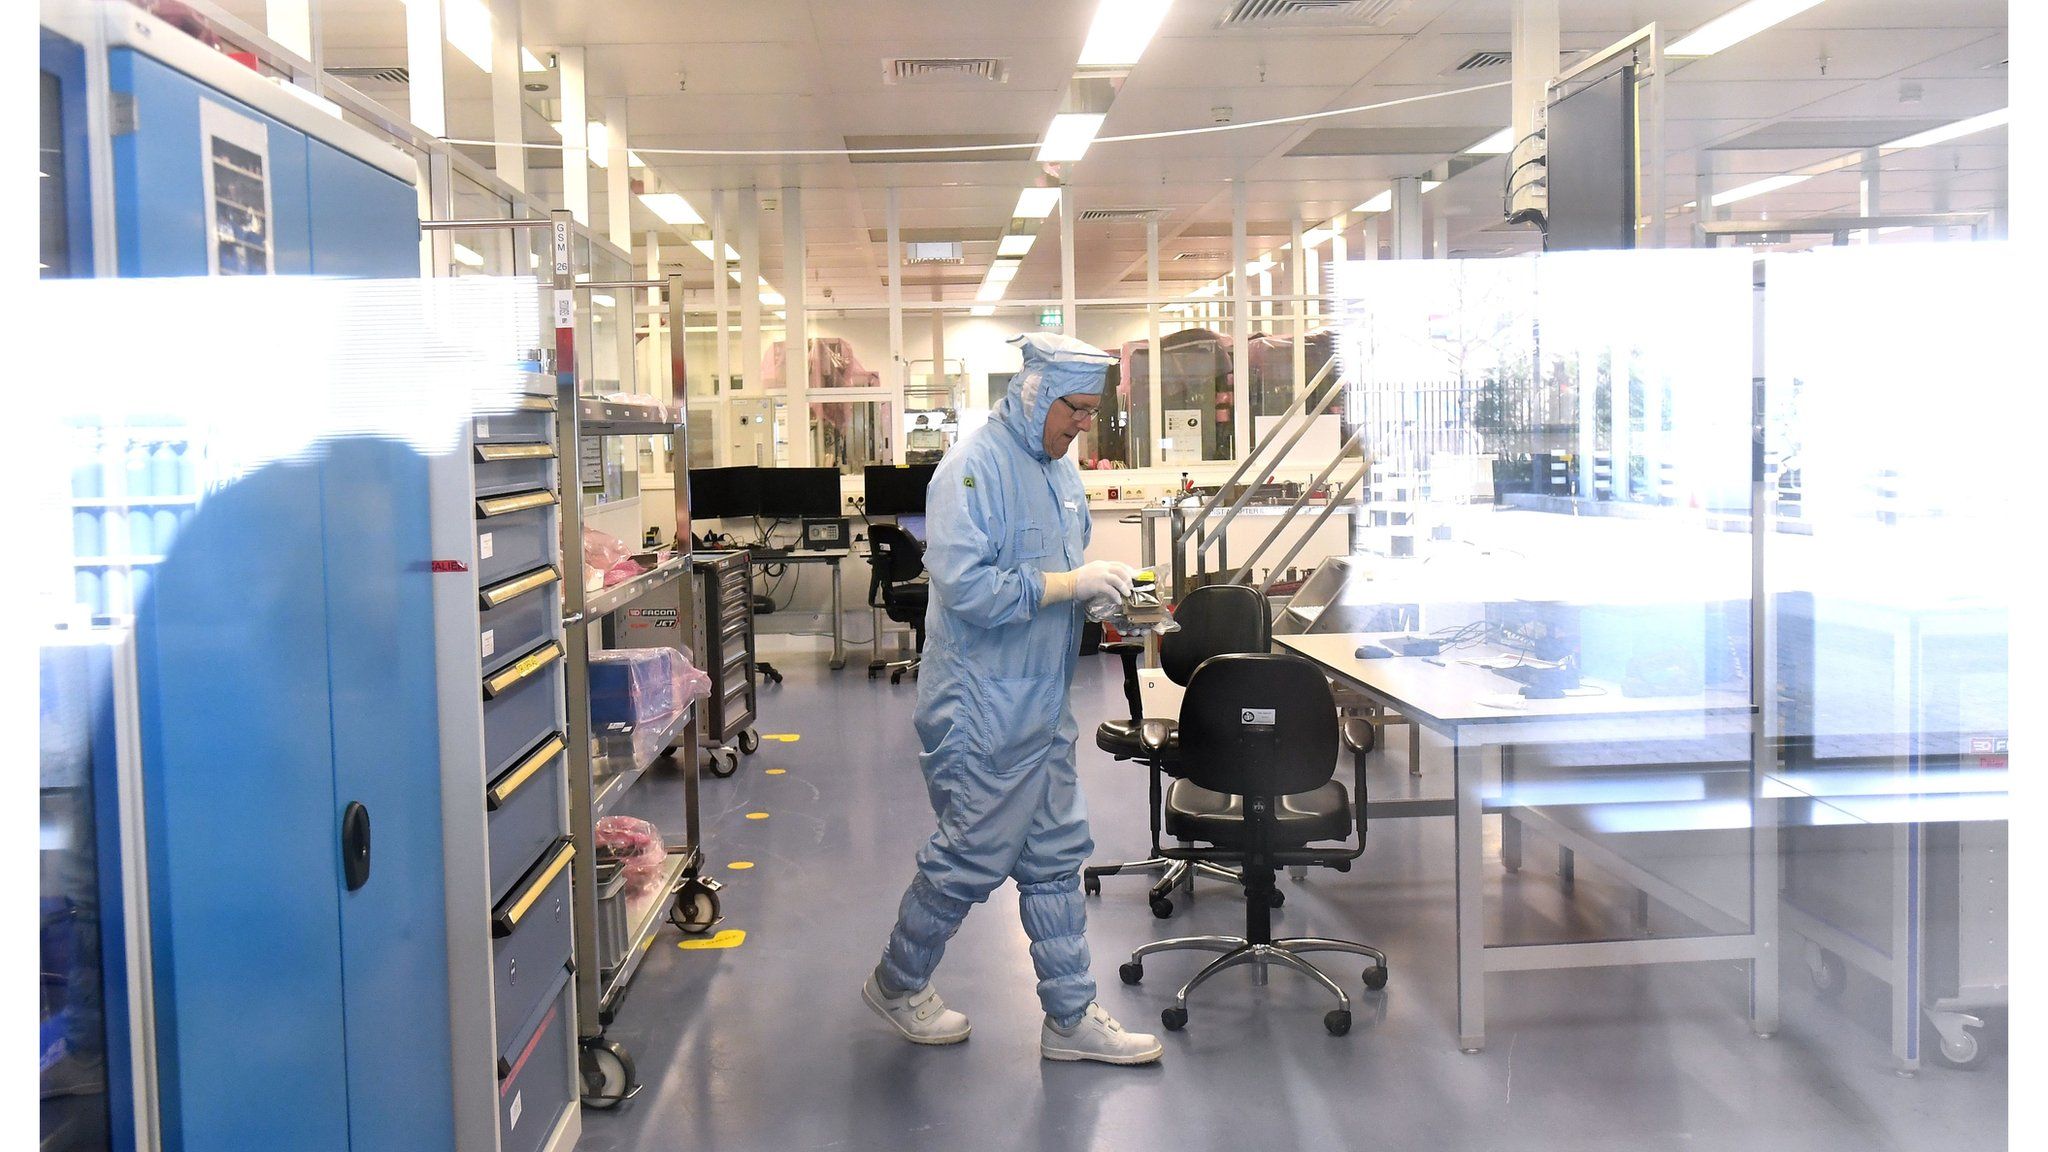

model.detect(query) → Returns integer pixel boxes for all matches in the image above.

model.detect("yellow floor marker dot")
[746,812,770,820]
[764,768,788,776]
[761,733,801,743]
[678,928,746,951]
[727,861,755,870]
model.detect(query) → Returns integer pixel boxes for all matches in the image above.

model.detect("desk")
[748,549,850,670]
[1276,631,1771,1053]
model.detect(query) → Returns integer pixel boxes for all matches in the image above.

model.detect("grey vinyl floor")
[579,637,2006,1152]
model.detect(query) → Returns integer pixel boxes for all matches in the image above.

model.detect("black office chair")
[1084,583,1270,918]
[865,523,927,685]
[1119,652,1387,1036]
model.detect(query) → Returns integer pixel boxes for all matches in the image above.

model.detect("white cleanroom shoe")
[862,972,971,1045]
[1040,1002,1164,1065]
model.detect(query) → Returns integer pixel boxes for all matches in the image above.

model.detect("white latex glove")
[1044,559,1137,606]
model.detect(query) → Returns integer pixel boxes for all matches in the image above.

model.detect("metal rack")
[691,550,762,777]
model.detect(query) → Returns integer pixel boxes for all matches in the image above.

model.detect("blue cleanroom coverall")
[877,333,1115,1026]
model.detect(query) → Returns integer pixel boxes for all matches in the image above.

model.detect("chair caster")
[1149,896,1174,919]
[1083,873,1101,896]
[890,670,904,684]
[1363,963,1389,991]
[867,667,880,679]
[1325,1009,1351,1036]
[1118,962,1143,986]
[1266,887,1285,908]
[1161,1006,1188,1032]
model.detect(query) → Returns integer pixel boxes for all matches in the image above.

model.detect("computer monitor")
[756,467,842,518]
[863,463,937,515]
[688,465,760,520]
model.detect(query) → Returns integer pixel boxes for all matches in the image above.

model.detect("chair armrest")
[1341,718,1373,754]
[1140,719,1173,753]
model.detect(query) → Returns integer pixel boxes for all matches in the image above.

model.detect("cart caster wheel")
[738,728,761,755]
[1806,944,1847,999]
[706,748,739,778]
[1161,1006,1188,1032]
[669,885,721,934]
[1363,964,1389,991]
[1937,1028,1985,1071]
[890,670,905,684]
[1119,962,1144,986]
[579,1038,637,1109]
[1325,1010,1352,1036]
[1083,874,1101,896]
[1149,896,1174,920]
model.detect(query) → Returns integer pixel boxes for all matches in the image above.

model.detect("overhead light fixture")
[639,193,702,225]
[1353,190,1392,214]
[1884,107,2009,149]
[1302,227,1336,247]
[986,260,1021,284]
[1076,0,1173,69]
[1191,282,1223,298]
[591,293,616,307]
[690,239,741,262]
[1712,172,1812,206]
[587,121,610,167]
[1667,0,1829,58]
[1422,180,1443,194]
[443,0,494,73]
[1466,127,1515,154]
[520,48,546,72]
[970,306,997,317]
[627,150,649,169]
[729,269,744,285]
[1014,187,1062,218]
[760,290,785,307]
[976,279,1008,302]
[1244,257,1276,276]
[453,243,485,268]
[998,233,1036,257]
[1037,113,1106,163]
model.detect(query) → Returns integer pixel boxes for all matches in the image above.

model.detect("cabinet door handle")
[341,802,372,891]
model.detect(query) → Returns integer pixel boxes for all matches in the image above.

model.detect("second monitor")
[757,467,843,519]
[863,463,937,515]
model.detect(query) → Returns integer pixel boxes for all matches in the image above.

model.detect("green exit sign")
[1038,307,1062,328]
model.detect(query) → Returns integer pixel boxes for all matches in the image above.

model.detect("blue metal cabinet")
[305,139,420,277]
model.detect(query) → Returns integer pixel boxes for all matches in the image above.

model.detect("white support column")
[1510,0,1560,150]
[712,188,730,397]
[1230,180,1250,462]
[1694,151,1715,247]
[404,0,447,138]
[1146,216,1162,468]
[1290,215,1306,420]
[1060,187,1077,337]
[488,0,525,190]
[1858,147,1882,244]
[1332,211,1349,266]
[644,229,662,398]
[1361,216,1379,261]
[739,190,761,407]
[1433,217,1449,260]
[1392,178,1424,259]
[605,99,631,252]
[782,185,812,467]
[558,47,589,225]
[886,188,906,461]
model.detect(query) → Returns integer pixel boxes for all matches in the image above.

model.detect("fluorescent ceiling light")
[997,233,1036,257]
[1014,187,1062,218]
[521,48,546,72]
[729,270,744,285]
[970,306,997,317]
[1884,108,2009,150]
[976,279,1008,302]
[587,121,610,167]
[986,260,1021,283]
[690,239,741,262]
[1302,227,1336,247]
[759,290,785,307]
[452,243,485,268]
[1037,113,1106,163]
[1466,127,1515,154]
[1422,180,1443,194]
[1244,257,1276,276]
[627,150,649,169]
[1353,190,1392,214]
[639,193,702,225]
[1712,172,1812,206]
[591,293,615,307]
[444,0,493,73]
[1667,0,1828,58]
[1191,282,1223,298]
[1077,0,1173,69]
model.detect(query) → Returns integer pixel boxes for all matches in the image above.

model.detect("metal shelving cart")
[691,550,762,777]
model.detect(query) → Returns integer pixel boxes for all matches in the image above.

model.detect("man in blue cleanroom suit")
[862,333,1163,1065]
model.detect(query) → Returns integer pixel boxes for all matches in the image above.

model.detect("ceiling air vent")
[1078,208,1158,222]
[904,242,964,265]
[1217,0,1413,28]
[325,65,410,86]
[1454,50,1511,72]
[884,57,1008,85]
[1174,250,1227,261]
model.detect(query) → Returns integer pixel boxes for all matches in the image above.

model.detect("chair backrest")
[1160,583,1270,686]
[868,523,925,608]
[1175,653,1338,799]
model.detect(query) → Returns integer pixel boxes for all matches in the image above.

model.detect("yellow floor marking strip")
[727,861,755,870]
[761,733,801,743]
[763,768,788,776]
[746,812,770,820]
[678,929,746,951]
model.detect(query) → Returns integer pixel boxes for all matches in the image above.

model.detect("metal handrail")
[1229,426,1369,585]
[1258,455,1373,597]
[1186,354,1340,550]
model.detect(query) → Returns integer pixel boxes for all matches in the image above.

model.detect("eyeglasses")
[1057,395,1100,424]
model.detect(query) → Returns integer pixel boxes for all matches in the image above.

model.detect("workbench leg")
[1500,744,1521,874]
[1409,723,1423,778]
[1749,732,1779,1039]
[1557,846,1575,888]
[828,561,845,670]
[1892,819,1924,1073]
[1456,741,1486,1052]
